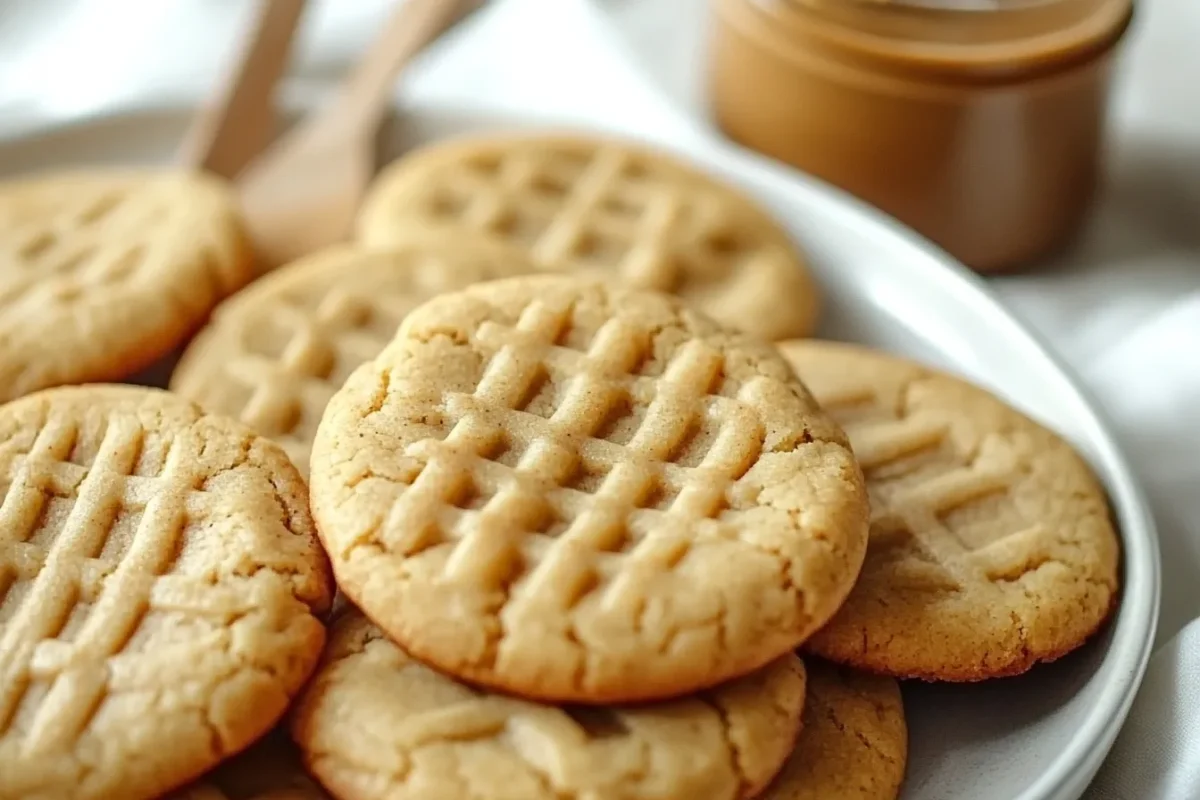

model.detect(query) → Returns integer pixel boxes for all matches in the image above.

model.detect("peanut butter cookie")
[171,234,542,475]
[0,386,332,800]
[0,170,253,401]
[291,610,806,800]
[356,133,821,340]
[761,660,906,800]
[779,340,1121,681]
[172,731,329,800]
[308,274,867,703]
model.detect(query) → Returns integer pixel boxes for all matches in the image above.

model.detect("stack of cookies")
[0,131,1120,800]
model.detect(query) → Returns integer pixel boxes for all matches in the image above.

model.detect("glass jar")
[708,0,1136,273]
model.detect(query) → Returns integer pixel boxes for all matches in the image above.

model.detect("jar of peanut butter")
[709,0,1135,273]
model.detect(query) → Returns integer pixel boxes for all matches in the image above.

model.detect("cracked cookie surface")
[761,660,905,800]
[779,341,1121,681]
[171,233,543,476]
[0,169,253,402]
[291,609,806,800]
[309,274,868,703]
[0,386,333,800]
[355,132,822,341]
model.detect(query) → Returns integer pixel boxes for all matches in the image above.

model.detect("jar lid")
[753,0,1134,80]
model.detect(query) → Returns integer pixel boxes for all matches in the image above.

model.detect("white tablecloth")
[0,0,1198,796]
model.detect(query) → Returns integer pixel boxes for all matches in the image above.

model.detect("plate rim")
[0,98,1162,800]
[685,123,1163,799]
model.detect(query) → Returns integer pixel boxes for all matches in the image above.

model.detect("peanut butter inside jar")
[709,0,1135,273]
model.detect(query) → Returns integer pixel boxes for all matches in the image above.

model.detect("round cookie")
[0,386,333,800]
[172,731,329,800]
[308,273,868,703]
[171,234,544,476]
[761,661,906,800]
[356,132,821,340]
[778,340,1121,681]
[291,609,807,800]
[0,169,254,402]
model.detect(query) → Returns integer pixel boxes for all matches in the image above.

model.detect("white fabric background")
[0,0,1197,796]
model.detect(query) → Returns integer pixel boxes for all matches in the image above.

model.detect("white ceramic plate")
[0,99,1159,800]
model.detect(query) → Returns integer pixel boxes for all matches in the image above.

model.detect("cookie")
[309,273,868,703]
[778,340,1121,681]
[0,169,254,402]
[0,386,333,800]
[761,661,906,800]
[172,731,329,800]
[356,133,821,340]
[171,234,543,476]
[291,609,807,800]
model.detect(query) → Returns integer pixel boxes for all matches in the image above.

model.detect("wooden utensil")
[235,0,473,270]
[178,0,309,179]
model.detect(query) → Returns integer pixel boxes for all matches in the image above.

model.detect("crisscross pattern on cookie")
[357,138,819,341]
[292,613,806,800]
[367,142,765,291]
[381,297,768,605]
[0,392,329,799]
[815,380,1053,592]
[202,285,413,472]
[0,414,228,752]
[0,172,251,403]
[0,175,241,313]
[314,277,868,702]
[783,341,1118,680]
[173,244,538,474]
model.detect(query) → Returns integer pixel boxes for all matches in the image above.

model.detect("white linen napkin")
[1088,618,1200,799]
[0,0,1198,796]
[1076,295,1200,798]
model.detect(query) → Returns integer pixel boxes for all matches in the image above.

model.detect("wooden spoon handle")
[329,0,472,134]
[178,0,309,178]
